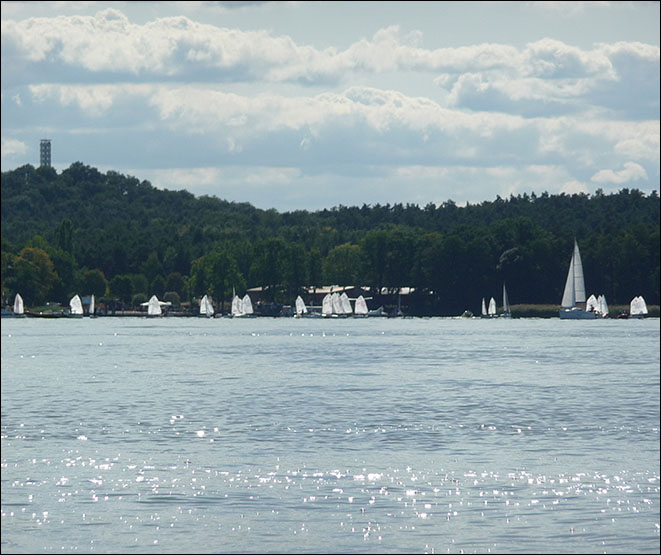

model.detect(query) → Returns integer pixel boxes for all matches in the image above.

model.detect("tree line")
[1,162,659,315]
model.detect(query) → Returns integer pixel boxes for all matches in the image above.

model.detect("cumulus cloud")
[590,162,648,184]
[1,137,27,159]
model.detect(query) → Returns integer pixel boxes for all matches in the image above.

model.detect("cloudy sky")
[1,1,659,211]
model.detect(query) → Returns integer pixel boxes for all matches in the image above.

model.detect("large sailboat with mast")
[559,239,596,319]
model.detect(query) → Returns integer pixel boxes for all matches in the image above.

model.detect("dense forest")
[1,162,659,316]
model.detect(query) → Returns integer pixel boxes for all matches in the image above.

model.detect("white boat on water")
[630,296,648,318]
[13,293,24,316]
[295,295,308,317]
[199,294,214,318]
[89,294,96,317]
[143,295,167,317]
[502,283,511,318]
[231,293,254,317]
[597,294,609,318]
[354,295,369,317]
[559,239,597,319]
[322,293,333,317]
[69,294,84,317]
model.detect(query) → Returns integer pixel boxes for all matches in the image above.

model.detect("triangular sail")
[502,284,510,314]
[13,293,24,315]
[242,294,253,315]
[355,295,369,315]
[231,295,243,316]
[572,240,587,303]
[295,295,308,315]
[561,247,576,307]
[89,294,95,315]
[597,294,608,317]
[481,298,487,316]
[340,292,352,314]
[322,294,333,316]
[147,295,162,316]
[488,297,497,316]
[70,294,84,315]
[630,296,648,315]
[586,294,598,313]
[200,294,214,317]
[331,292,342,314]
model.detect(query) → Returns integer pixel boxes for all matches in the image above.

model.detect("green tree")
[14,247,57,306]
[109,275,133,304]
[81,269,108,298]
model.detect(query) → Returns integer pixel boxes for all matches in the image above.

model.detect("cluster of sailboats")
[8,293,95,318]
[479,284,512,318]
[4,245,652,320]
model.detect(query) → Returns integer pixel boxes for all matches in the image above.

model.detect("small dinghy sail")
[340,292,353,315]
[231,295,243,317]
[295,295,308,317]
[502,283,511,318]
[488,297,497,317]
[481,298,487,317]
[242,294,254,316]
[89,294,96,317]
[147,295,162,317]
[630,296,648,318]
[13,293,24,316]
[354,295,369,316]
[322,294,333,317]
[69,294,84,317]
[200,294,214,318]
[559,239,596,319]
[597,294,609,318]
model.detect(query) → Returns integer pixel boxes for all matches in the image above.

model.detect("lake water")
[1,316,659,554]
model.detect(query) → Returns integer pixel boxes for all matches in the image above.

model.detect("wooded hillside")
[2,162,659,315]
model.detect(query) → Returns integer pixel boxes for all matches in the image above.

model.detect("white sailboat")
[147,295,162,317]
[322,294,333,317]
[199,294,214,318]
[13,293,24,316]
[295,295,308,317]
[488,297,497,317]
[481,298,487,317]
[69,294,84,317]
[630,296,648,318]
[502,283,511,318]
[340,292,353,315]
[89,294,96,317]
[559,239,596,319]
[354,295,369,317]
[597,294,609,318]
[242,294,254,316]
[231,295,243,317]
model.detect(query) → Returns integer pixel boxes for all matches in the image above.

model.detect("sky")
[1,1,659,212]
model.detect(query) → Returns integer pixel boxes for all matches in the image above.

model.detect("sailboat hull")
[559,308,597,319]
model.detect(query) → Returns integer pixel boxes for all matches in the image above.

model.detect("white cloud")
[590,161,648,184]
[1,137,28,159]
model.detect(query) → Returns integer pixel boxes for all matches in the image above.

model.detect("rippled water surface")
[1,316,659,553]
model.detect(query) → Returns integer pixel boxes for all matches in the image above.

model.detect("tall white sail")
[242,294,253,315]
[586,294,599,313]
[597,294,609,317]
[331,292,342,314]
[354,295,369,315]
[561,240,587,308]
[231,295,243,316]
[70,294,84,315]
[340,292,352,314]
[89,294,95,316]
[502,283,510,315]
[295,295,308,315]
[147,295,162,316]
[481,298,487,316]
[322,294,333,316]
[488,297,497,316]
[200,294,214,317]
[13,293,24,315]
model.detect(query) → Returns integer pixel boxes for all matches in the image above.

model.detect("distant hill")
[2,162,659,314]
